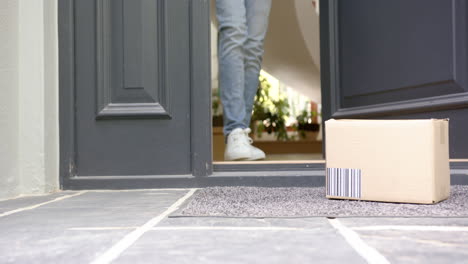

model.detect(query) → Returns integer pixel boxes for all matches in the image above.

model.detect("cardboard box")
[325,119,450,204]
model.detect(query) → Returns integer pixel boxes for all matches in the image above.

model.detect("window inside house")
[212,0,322,162]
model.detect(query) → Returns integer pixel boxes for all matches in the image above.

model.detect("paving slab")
[115,222,366,264]
[339,217,468,227]
[0,191,77,213]
[0,230,130,264]
[1,190,190,227]
[162,216,335,229]
[43,190,189,209]
[339,217,468,264]
[355,229,468,264]
[0,190,190,263]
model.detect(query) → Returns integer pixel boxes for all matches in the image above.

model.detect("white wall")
[262,0,321,103]
[295,0,321,71]
[0,0,20,199]
[0,0,59,200]
[43,0,59,195]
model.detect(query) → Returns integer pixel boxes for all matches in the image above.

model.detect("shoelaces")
[243,128,254,144]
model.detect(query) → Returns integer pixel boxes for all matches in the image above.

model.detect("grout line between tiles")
[87,189,191,192]
[68,227,139,231]
[328,218,391,264]
[0,191,88,218]
[68,226,310,231]
[90,188,197,264]
[352,225,468,232]
[151,226,306,231]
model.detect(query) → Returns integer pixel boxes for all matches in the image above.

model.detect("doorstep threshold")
[214,159,468,172]
[215,160,326,165]
[206,170,326,187]
[213,160,325,172]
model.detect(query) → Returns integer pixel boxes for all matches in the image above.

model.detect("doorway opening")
[211,0,324,164]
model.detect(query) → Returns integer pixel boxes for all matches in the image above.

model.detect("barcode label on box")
[327,168,362,199]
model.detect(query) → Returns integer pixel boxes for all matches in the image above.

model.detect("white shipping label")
[326,168,362,199]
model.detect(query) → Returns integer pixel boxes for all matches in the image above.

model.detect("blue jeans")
[216,0,272,136]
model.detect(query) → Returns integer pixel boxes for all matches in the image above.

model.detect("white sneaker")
[243,128,266,161]
[224,128,266,161]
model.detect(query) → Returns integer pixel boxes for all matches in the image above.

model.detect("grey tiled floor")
[0,189,467,264]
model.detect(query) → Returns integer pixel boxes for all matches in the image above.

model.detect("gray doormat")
[172,186,468,218]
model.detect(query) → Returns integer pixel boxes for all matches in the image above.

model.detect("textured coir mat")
[171,186,468,218]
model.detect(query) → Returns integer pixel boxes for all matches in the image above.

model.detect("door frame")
[59,0,324,190]
[59,0,212,189]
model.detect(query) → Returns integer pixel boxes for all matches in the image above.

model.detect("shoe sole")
[245,156,266,161]
[224,154,251,161]
[225,153,266,161]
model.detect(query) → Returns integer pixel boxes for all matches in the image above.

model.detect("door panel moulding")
[95,0,171,119]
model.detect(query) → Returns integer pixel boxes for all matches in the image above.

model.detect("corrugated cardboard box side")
[325,119,450,204]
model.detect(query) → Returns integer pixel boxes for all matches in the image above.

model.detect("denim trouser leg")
[216,0,248,136]
[216,0,272,136]
[243,0,272,128]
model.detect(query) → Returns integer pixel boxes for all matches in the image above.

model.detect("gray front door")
[59,0,211,183]
[321,0,468,159]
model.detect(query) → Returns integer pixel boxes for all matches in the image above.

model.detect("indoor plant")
[251,75,290,141]
[296,108,320,140]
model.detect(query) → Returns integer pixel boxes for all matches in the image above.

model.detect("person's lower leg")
[243,0,272,128]
[216,0,248,136]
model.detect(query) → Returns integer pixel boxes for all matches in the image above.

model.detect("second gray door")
[321,0,468,159]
